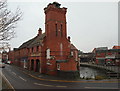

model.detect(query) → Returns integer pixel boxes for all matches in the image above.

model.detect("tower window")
[60,24,63,37]
[55,24,58,36]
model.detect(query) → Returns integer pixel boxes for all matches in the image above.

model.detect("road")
[1,64,119,90]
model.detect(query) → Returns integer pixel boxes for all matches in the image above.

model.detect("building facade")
[79,52,94,63]
[8,2,80,78]
[95,46,120,66]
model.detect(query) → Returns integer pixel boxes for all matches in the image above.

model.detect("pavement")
[0,68,14,90]
[13,64,119,83]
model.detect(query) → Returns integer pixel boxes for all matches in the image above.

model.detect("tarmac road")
[1,64,119,90]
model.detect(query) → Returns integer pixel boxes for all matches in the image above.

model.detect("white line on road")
[34,83,45,86]
[12,72,16,75]
[34,83,67,87]
[19,76,27,82]
[2,73,15,90]
[34,83,54,87]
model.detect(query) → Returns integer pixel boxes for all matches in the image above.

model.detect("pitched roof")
[28,33,45,48]
[71,44,77,50]
[19,37,36,49]
[112,46,120,49]
[19,33,45,49]
[96,47,108,50]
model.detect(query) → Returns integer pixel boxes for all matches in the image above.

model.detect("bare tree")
[0,0,22,41]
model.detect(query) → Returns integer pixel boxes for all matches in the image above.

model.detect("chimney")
[68,36,71,42]
[38,28,42,36]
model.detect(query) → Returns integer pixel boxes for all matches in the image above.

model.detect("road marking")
[56,86,67,88]
[84,87,118,89]
[84,87,93,88]
[34,83,67,88]
[42,84,54,87]
[1,73,15,90]
[12,72,16,75]
[34,83,44,85]
[19,76,27,82]
[34,83,53,87]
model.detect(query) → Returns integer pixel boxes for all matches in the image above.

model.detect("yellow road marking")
[22,70,119,83]
[84,87,92,88]
[43,85,54,87]
[34,83,44,85]
[56,86,67,88]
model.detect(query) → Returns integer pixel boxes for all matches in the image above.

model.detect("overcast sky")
[7,0,118,52]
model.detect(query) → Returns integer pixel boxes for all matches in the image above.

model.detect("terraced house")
[8,2,80,78]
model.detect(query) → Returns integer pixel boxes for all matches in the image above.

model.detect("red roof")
[112,46,120,49]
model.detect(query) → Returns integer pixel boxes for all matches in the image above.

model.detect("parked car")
[0,61,5,68]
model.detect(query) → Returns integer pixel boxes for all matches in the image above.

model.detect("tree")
[0,0,22,41]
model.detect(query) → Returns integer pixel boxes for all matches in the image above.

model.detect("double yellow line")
[22,71,119,83]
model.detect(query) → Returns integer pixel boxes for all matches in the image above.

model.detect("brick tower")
[42,2,80,78]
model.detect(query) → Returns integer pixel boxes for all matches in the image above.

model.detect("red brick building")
[8,2,80,78]
[95,46,120,66]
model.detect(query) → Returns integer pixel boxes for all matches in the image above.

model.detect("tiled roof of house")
[28,33,45,48]
[112,46,120,49]
[96,47,108,50]
[19,33,45,49]
[19,37,36,49]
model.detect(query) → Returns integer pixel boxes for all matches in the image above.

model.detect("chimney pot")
[38,28,42,36]
[68,36,70,42]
